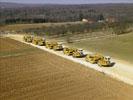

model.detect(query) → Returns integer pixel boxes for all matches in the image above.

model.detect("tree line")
[0,3,133,24]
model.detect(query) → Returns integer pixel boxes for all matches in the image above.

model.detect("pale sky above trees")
[1,0,133,4]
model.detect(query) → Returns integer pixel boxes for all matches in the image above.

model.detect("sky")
[0,0,133,4]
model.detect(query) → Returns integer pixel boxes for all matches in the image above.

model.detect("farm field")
[0,22,83,31]
[0,37,38,57]
[68,32,133,64]
[0,37,133,100]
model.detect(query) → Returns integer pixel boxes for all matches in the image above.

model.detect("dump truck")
[53,44,63,51]
[63,47,77,56]
[85,53,103,64]
[46,41,58,49]
[72,49,85,58]
[98,56,111,67]
[32,37,45,46]
[23,35,33,43]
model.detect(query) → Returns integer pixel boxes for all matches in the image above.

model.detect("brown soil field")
[0,37,33,51]
[0,37,133,100]
[0,37,39,57]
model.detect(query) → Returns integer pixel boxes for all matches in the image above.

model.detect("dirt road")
[0,37,133,100]
[7,34,133,86]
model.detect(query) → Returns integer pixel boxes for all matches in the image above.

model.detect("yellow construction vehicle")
[32,37,38,45]
[72,49,85,58]
[23,35,33,43]
[32,37,45,46]
[98,56,111,67]
[85,53,103,64]
[53,44,63,51]
[46,41,58,49]
[38,37,45,46]
[63,47,77,56]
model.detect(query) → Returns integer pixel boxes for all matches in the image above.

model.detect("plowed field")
[0,37,133,100]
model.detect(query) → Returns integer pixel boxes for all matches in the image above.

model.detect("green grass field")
[68,32,133,63]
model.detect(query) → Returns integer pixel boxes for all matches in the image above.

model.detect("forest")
[0,2,133,24]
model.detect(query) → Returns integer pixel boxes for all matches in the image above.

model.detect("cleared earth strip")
[6,34,133,86]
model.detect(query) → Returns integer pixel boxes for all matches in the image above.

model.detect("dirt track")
[0,37,133,100]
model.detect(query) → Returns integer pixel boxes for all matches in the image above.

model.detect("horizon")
[1,0,133,4]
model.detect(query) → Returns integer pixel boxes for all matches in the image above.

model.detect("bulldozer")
[45,41,58,49]
[72,49,85,58]
[23,35,33,43]
[63,47,77,56]
[98,56,111,67]
[32,37,45,46]
[53,44,63,51]
[85,53,103,64]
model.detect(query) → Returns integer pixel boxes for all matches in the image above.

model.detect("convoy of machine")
[23,35,112,67]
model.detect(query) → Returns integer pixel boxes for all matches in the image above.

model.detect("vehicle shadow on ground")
[109,62,116,67]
